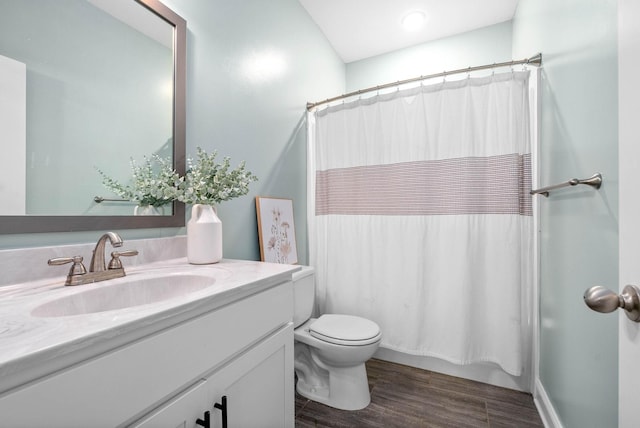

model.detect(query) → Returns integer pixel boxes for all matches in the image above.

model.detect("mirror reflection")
[0,0,175,217]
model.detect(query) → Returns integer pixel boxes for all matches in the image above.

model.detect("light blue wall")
[0,0,345,264]
[512,1,618,427]
[162,0,344,264]
[346,21,512,91]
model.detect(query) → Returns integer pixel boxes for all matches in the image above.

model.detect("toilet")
[292,266,382,411]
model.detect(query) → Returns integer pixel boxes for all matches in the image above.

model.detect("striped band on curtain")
[316,153,532,216]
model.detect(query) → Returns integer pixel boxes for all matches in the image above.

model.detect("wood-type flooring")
[295,358,544,428]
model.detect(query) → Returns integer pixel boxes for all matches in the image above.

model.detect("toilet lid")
[309,314,381,346]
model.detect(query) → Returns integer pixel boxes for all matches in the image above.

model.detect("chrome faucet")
[48,232,138,286]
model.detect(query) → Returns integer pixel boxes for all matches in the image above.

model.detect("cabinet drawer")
[0,281,293,428]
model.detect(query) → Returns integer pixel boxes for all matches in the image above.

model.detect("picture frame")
[255,196,298,264]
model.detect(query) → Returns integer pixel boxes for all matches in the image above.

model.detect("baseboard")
[533,378,563,428]
[374,347,531,392]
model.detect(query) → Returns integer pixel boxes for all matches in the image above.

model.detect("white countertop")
[0,258,300,394]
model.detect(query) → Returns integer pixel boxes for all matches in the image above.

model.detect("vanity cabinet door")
[130,323,294,428]
[206,323,294,428]
[130,380,211,428]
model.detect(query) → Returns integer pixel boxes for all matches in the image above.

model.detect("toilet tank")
[292,266,315,328]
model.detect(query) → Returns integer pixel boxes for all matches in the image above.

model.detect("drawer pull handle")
[195,410,210,428]
[214,396,228,428]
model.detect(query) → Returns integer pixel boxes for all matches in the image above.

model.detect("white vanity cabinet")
[0,278,295,428]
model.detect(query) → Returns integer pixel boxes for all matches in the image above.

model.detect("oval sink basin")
[31,269,229,317]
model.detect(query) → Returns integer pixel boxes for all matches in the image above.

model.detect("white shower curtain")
[307,71,532,376]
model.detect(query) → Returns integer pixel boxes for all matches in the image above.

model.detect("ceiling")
[297,0,519,63]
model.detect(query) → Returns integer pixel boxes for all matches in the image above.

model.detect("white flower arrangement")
[98,148,258,207]
[178,147,258,205]
[97,155,182,207]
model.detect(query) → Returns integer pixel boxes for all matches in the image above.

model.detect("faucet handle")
[48,256,87,277]
[108,250,139,270]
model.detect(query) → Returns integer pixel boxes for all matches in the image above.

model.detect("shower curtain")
[307,71,532,376]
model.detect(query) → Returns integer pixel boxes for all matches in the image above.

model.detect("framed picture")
[256,196,298,264]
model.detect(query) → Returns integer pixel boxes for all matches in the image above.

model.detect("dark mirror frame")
[0,0,186,234]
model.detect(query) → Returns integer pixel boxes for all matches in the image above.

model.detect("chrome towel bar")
[94,196,129,203]
[530,173,602,197]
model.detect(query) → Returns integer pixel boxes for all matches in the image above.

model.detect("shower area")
[306,58,540,391]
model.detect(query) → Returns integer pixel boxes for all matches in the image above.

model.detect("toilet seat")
[309,314,381,346]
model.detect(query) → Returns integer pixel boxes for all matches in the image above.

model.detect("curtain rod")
[306,53,542,111]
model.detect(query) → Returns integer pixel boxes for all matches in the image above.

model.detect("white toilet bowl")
[292,267,382,410]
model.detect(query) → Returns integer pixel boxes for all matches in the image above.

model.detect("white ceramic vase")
[134,205,163,216]
[187,204,222,264]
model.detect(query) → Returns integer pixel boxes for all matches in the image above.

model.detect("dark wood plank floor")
[295,358,544,428]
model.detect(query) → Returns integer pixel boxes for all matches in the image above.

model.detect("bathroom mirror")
[0,0,186,233]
